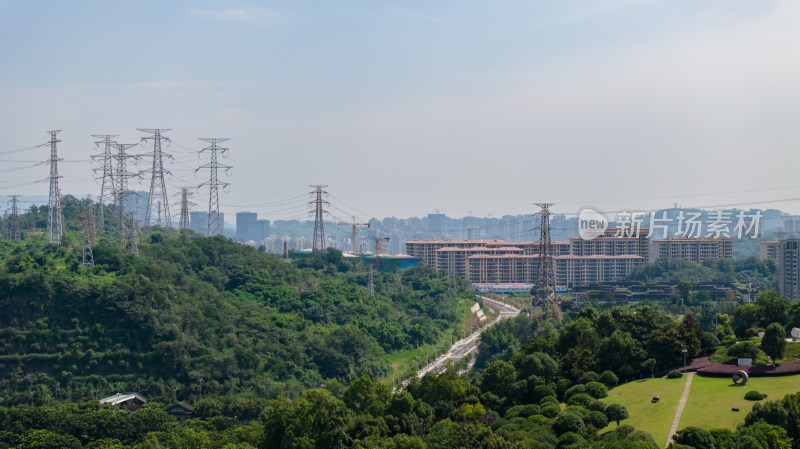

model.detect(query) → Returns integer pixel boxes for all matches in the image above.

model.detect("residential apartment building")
[778,239,800,301]
[760,239,780,260]
[652,237,733,264]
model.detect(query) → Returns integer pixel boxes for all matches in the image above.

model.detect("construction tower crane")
[336,216,370,253]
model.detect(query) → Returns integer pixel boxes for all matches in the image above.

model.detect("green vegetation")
[599,378,686,444]
[745,390,764,401]
[628,257,779,291]
[678,374,800,432]
[0,231,472,404]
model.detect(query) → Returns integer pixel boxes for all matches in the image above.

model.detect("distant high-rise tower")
[309,185,329,251]
[46,130,63,245]
[138,128,172,227]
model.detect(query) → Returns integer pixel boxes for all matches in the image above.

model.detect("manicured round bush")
[728,341,759,359]
[539,395,559,406]
[667,370,683,379]
[744,390,764,401]
[505,404,540,419]
[533,384,556,403]
[566,393,594,408]
[563,384,587,400]
[587,400,607,413]
[584,410,609,429]
[565,406,589,418]
[585,381,608,399]
[552,412,585,436]
[540,405,561,419]
[528,414,553,427]
[578,371,599,384]
[599,370,618,387]
[557,432,585,448]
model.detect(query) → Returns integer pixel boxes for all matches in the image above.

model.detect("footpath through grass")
[678,374,800,431]
[600,377,686,444]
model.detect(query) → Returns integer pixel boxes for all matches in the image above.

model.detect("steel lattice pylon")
[46,130,63,245]
[309,185,329,251]
[197,138,231,237]
[178,187,196,230]
[531,202,557,314]
[138,128,172,227]
[112,143,141,251]
[91,134,118,232]
[80,197,95,267]
[8,196,21,241]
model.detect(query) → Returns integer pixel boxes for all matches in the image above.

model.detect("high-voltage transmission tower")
[7,196,21,241]
[46,130,64,245]
[80,197,96,267]
[111,143,141,251]
[309,185,329,251]
[531,203,557,315]
[197,138,231,237]
[91,134,118,232]
[177,187,196,230]
[138,128,172,227]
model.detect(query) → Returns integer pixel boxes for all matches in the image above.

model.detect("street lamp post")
[682,347,688,372]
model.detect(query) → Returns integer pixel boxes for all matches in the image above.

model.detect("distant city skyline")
[1,0,798,218]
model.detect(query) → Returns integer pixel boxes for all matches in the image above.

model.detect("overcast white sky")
[1,0,798,220]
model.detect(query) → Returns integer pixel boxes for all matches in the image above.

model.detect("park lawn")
[677,374,800,432]
[778,341,800,362]
[599,377,687,445]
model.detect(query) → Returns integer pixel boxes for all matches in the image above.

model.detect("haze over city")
[1,0,798,218]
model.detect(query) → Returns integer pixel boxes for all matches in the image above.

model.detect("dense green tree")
[761,323,787,362]
[673,426,715,449]
[605,403,629,427]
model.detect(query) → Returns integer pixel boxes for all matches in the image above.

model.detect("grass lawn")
[600,377,687,445]
[779,341,800,363]
[678,374,800,432]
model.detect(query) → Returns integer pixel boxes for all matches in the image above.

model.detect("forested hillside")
[0,231,470,405]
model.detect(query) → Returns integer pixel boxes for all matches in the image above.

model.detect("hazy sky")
[1,0,798,221]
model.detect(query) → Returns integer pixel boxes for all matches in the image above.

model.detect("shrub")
[744,390,764,401]
[539,395,559,407]
[578,371,599,384]
[532,384,556,403]
[557,432,585,448]
[540,405,561,419]
[667,370,683,379]
[528,414,553,427]
[567,393,594,408]
[587,400,607,413]
[728,341,760,359]
[598,370,618,387]
[505,404,540,419]
[552,412,585,436]
[584,410,609,430]
[563,384,587,400]
[585,381,608,399]
[673,426,715,449]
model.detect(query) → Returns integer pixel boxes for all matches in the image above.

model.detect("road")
[407,296,521,384]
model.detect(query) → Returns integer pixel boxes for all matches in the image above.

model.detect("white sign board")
[738,358,752,366]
